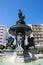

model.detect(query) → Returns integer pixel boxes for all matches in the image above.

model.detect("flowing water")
[0,52,43,65]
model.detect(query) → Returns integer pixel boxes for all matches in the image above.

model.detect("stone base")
[15,56,24,63]
[15,56,37,63]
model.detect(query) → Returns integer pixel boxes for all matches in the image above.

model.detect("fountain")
[9,10,36,62]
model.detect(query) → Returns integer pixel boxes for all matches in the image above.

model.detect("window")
[0,41,2,42]
[0,35,3,36]
[40,35,42,37]
[0,32,3,33]
[0,29,4,30]
[0,38,2,39]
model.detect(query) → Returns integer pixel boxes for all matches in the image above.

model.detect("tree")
[6,36,14,47]
[0,45,5,50]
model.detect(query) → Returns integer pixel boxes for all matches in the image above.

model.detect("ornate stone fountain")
[9,10,35,62]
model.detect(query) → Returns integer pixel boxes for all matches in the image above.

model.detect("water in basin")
[0,52,43,65]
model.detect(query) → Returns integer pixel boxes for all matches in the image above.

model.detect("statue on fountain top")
[16,9,25,25]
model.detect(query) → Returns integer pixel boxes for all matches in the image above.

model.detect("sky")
[0,0,43,28]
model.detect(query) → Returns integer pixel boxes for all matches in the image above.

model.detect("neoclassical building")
[29,24,43,44]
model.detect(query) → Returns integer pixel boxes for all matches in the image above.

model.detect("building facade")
[0,25,8,46]
[29,24,43,44]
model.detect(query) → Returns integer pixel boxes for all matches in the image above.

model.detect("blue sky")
[0,0,43,28]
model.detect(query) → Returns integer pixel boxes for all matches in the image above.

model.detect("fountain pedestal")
[15,45,24,62]
[15,33,24,62]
